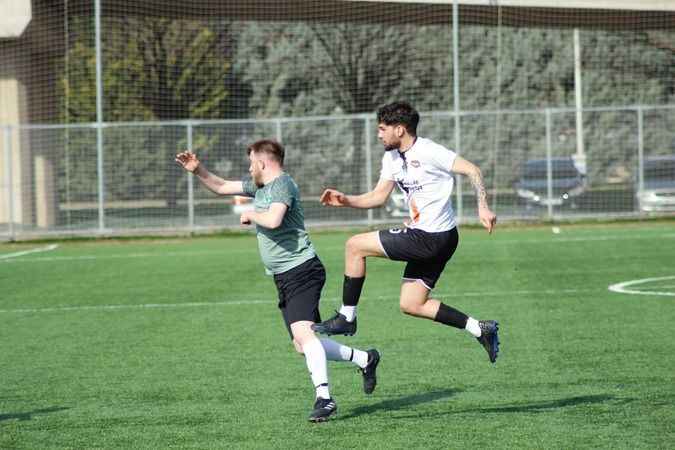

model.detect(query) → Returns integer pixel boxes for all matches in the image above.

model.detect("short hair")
[247,139,285,166]
[376,102,419,136]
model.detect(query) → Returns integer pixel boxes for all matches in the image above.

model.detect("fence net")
[1,1,675,238]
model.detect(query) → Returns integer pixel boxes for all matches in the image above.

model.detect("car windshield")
[644,160,675,180]
[523,160,579,179]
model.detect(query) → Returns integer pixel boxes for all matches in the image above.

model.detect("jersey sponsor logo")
[389,228,407,234]
[395,178,423,194]
[410,160,420,168]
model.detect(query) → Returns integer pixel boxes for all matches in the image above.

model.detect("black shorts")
[273,256,325,339]
[378,227,459,290]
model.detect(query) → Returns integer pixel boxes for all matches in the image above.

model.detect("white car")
[637,156,675,212]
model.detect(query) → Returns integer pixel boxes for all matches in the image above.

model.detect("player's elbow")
[268,216,284,229]
[463,162,481,178]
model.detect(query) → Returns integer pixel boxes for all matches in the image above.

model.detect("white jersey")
[379,137,457,232]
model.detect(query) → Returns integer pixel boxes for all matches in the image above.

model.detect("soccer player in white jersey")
[312,102,500,363]
[175,140,380,422]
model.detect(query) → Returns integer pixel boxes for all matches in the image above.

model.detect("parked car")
[637,155,675,212]
[515,157,586,207]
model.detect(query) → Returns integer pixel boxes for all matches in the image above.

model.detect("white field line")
[0,232,672,265]
[0,300,272,314]
[0,244,58,260]
[0,250,228,264]
[608,276,675,297]
[0,287,601,315]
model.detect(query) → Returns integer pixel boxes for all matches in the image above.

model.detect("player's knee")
[292,339,305,354]
[399,300,421,316]
[345,236,361,255]
[346,234,372,258]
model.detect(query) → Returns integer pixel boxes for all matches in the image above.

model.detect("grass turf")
[1,221,674,449]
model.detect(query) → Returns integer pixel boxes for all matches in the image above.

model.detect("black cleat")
[476,320,500,363]
[360,349,380,394]
[308,398,337,422]
[311,311,357,336]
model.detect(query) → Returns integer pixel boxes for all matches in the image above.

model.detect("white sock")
[303,338,330,399]
[320,338,369,369]
[465,317,481,338]
[339,305,357,322]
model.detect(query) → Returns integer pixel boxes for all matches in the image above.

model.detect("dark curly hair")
[376,102,419,136]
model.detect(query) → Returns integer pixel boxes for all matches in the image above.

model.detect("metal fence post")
[452,0,463,223]
[4,125,15,239]
[364,117,373,225]
[95,0,105,233]
[96,123,105,232]
[187,122,195,230]
[637,106,644,214]
[275,119,283,143]
[545,108,554,220]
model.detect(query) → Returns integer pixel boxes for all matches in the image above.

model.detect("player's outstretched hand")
[479,206,497,234]
[175,151,200,173]
[320,188,347,207]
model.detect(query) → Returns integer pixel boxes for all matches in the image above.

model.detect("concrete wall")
[0,47,57,229]
[0,49,33,228]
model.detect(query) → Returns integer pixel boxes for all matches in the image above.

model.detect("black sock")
[434,303,468,329]
[343,275,365,307]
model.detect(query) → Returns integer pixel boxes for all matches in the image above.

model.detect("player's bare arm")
[240,202,288,228]
[452,156,497,233]
[175,151,244,196]
[320,179,395,209]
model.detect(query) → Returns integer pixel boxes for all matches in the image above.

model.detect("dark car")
[515,157,586,207]
[637,155,675,212]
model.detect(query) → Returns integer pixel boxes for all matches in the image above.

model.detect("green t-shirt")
[242,173,316,275]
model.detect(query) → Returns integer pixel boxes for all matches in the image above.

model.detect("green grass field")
[1,222,674,449]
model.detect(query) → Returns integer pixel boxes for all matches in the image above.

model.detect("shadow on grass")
[340,388,460,420]
[0,406,69,422]
[467,394,633,414]
[395,394,633,420]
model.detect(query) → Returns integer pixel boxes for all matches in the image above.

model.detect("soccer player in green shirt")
[175,140,379,422]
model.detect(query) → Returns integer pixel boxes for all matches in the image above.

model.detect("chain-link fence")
[1,104,674,239]
[2,1,675,239]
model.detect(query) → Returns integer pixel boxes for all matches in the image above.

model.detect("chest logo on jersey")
[395,178,423,195]
[255,192,272,212]
[410,160,420,168]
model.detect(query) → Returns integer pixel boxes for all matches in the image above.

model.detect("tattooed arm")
[451,156,497,233]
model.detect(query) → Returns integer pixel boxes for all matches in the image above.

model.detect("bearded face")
[248,154,265,187]
[377,123,403,151]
